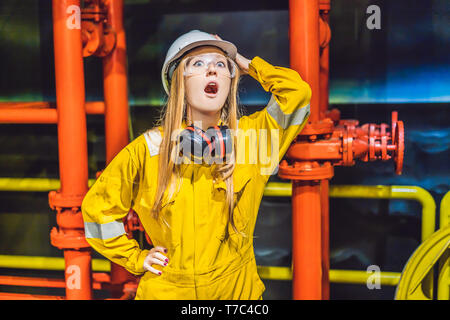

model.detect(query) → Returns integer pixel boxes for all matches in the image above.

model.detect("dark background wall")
[0,0,448,299]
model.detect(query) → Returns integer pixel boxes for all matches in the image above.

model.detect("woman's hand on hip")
[143,246,169,275]
[213,34,251,75]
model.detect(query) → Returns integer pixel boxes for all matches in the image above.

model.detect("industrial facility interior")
[0,0,449,300]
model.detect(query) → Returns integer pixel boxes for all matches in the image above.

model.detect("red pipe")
[53,0,88,197]
[0,276,67,288]
[0,292,65,300]
[320,179,330,299]
[52,0,92,300]
[102,0,135,297]
[319,1,331,300]
[0,108,57,123]
[103,0,129,163]
[0,102,104,124]
[319,7,331,118]
[289,0,320,122]
[289,0,324,300]
[292,180,322,299]
[0,274,107,290]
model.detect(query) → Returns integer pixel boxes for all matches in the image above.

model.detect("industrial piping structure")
[49,0,135,299]
[0,0,407,299]
[283,0,404,299]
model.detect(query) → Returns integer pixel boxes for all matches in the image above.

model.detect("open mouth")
[204,81,219,95]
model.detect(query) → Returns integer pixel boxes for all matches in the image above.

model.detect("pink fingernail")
[164,262,167,266]
[159,272,162,275]
[165,259,169,262]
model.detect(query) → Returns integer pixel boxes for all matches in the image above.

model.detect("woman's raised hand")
[143,246,169,275]
[213,34,251,75]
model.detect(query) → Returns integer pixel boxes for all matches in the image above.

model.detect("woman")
[81,30,311,300]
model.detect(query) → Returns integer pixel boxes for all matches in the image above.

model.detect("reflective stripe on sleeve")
[266,94,310,129]
[84,220,126,240]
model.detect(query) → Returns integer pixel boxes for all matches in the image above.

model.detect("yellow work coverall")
[81,56,311,300]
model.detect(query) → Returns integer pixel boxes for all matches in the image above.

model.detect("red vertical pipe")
[319,13,330,118]
[319,4,331,300]
[52,0,92,299]
[289,0,323,300]
[320,179,330,299]
[292,180,322,299]
[289,0,320,122]
[102,0,133,296]
[53,0,88,196]
[103,0,129,163]
[64,249,93,300]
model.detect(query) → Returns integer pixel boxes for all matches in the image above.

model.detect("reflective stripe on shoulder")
[266,94,310,129]
[84,221,126,240]
[143,128,162,156]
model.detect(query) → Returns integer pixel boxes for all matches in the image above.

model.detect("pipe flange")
[50,227,90,250]
[342,129,354,166]
[278,161,334,180]
[48,190,85,210]
[380,123,388,160]
[299,119,334,136]
[369,124,376,161]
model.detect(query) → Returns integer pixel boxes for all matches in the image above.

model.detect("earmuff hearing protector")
[177,125,232,164]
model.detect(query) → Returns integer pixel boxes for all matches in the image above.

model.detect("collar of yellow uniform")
[181,118,224,129]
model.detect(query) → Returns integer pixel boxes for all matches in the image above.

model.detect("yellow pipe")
[265,183,436,242]
[0,254,400,286]
[0,255,110,272]
[256,265,400,286]
[438,191,450,300]
[329,269,400,286]
[0,178,95,192]
[440,190,450,229]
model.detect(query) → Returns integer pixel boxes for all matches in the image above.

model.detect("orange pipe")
[102,0,135,297]
[292,180,322,299]
[320,179,330,300]
[319,8,330,118]
[0,101,104,114]
[0,108,57,123]
[0,275,106,290]
[0,275,67,288]
[319,1,331,300]
[289,0,320,122]
[0,292,64,300]
[0,102,103,123]
[63,250,93,299]
[289,0,324,300]
[85,101,106,114]
[53,0,88,198]
[103,0,129,163]
[52,0,92,300]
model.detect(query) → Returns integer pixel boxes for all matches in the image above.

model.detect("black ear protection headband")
[177,125,232,164]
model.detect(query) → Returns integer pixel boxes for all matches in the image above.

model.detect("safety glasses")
[184,53,237,78]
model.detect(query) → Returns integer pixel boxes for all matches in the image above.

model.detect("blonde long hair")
[150,47,243,240]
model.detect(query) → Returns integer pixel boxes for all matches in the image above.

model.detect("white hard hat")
[161,30,237,95]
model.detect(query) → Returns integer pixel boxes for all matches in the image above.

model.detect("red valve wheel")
[394,120,404,175]
[391,111,398,142]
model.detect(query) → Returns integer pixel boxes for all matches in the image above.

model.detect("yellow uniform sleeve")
[238,56,312,178]
[81,146,149,276]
